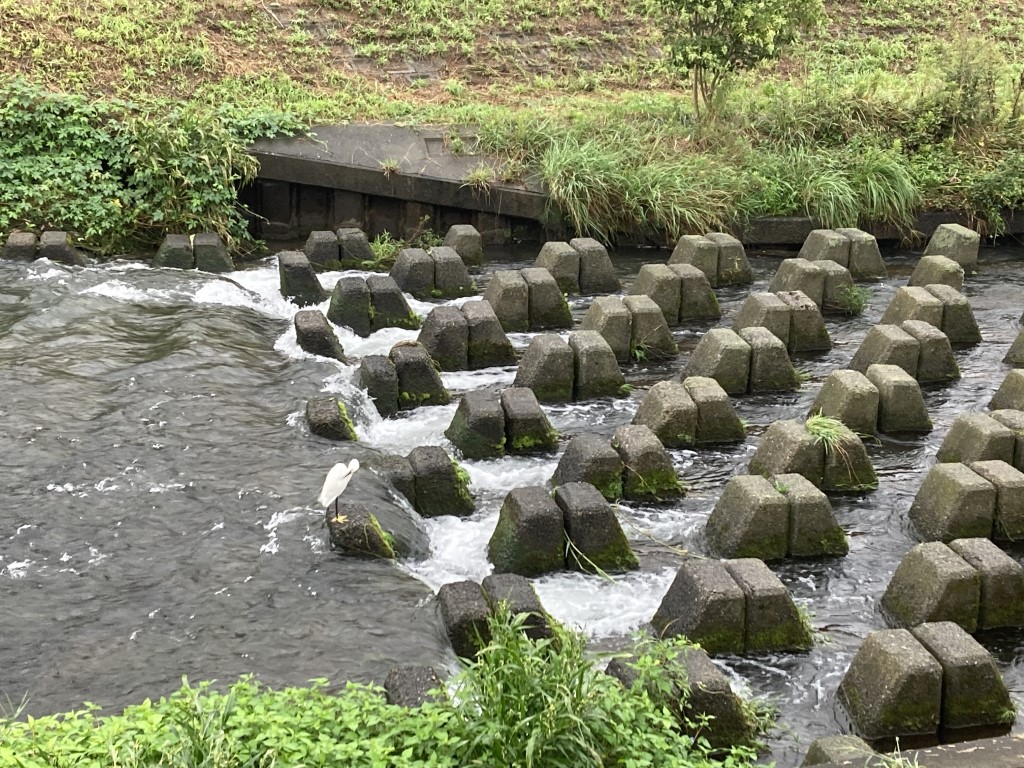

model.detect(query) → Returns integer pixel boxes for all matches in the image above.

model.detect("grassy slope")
[1,0,1023,247]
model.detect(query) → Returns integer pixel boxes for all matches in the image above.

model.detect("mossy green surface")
[336,401,359,442]
[451,460,475,510]
[487,514,564,577]
[622,466,684,502]
[509,427,559,454]
[567,536,639,573]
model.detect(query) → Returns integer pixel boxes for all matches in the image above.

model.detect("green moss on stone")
[336,401,359,441]
[595,474,623,502]
[452,460,474,508]
[623,467,683,501]
[510,428,558,453]
[366,514,397,559]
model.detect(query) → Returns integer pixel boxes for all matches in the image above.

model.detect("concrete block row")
[487,483,638,577]
[628,263,720,326]
[768,257,865,313]
[652,557,813,654]
[850,321,960,384]
[810,366,932,435]
[325,273,421,336]
[936,410,1024,469]
[417,300,516,371]
[512,331,626,402]
[444,387,558,459]
[706,473,848,561]
[581,294,678,362]
[837,622,1012,742]
[378,444,475,519]
[879,285,981,344]
[881,538,1024,633]
[154,232,232,272]
[533,237,621,294]
[391,245,476,299]
[668,232,752,287]
[483,267,572,332]
[732,290,831,353]
[796,227,887,279]
[551,426,683,502]
[923,222,981,274]
[631,378,746,447]
[306,225,482,272]
[684,327,800,395]
[358,341,450,417]
[2,230,87,267]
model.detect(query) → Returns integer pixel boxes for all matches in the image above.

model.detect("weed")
[378,157,400,177]
[462,163,496,197]
[829,284,872,315]
[805,412,847,455]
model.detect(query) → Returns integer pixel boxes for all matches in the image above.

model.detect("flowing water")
[2,243,1024,766]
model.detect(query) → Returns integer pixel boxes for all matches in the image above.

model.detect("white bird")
[318,459,360,515]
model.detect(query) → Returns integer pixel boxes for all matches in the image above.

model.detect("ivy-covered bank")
[0,612,766,768]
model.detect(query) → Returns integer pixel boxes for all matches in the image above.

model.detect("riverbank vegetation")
[1,0,1023,253]
[0,610,766,768]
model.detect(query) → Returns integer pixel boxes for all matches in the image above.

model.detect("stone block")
[911,621,1013,730]
[821,424,878,493]
[327,276,371,337]
[1005,330,1024,366]
[923,222,980,274]
[612,425,682,501]
[390,342,451,410]
[990,409,1024,473]
[500,387,558,454]
[909,463,996,542]
[632,381,698,448]
[326,502,395,559]
[969,460,1024,542]
[769,258,826,308]
[776,290,831,352]
[337,227,374,269]
[481,573,552,639]
[818,260,857,314]
[438,580,490,659]
[373,453,416,503]
[193,232,232,272]
[683,376,746,445]
[850,324,920,378]
[445,390,506,460]
[949,537,1024,629]
[748,419,824,488]
[623,294,678,360]
[909,255,964,291]
[778,472,848,557]
[419,306,469,371]
[670,262,721,320]
[810,370,879,436]
[900,320,959,384]
[513,334,574,403]
[669,235,721,286]
[391,247,435,299]
[881,542,980,632]
[925,284,981,344]
[707,232,752,285]
[880,286,945,328]
[936,413,1015,465]
[521,267,571,330]
[367,273,419,331]
[684,328,751,395]
[2,231,37,261]
[862,364,931,434]
[431,246,476,298]
[408,445,474,518]
[837,628,943,741]
[554,482,638,573]
[581,296,632,362]
[155,234,194,269]
[572,237,621,294]
[652,559,746,654]
[462,300,517,368]
[551,435,624,501]
[725,558,813,652]
[990,370,1024,410]
[359,355,399,418]
[535,241,580,294]
[488,486,566,576]
[798,228,851,267]
[738,326,799,392]
[384,666,444,707]
[630,264,682,325]
[800,734,874,766]
[444,224,483,269]
[303,230,339,269]
[732,292,791,347]
[305,396,358,441]
[39,231,86,266]
[279,250,327,308]
[294,309,346,362]
[569,330,626,400]
[706,475,789,561]
[836,227,887,279]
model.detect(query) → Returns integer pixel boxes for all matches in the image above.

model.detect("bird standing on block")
[318,458,360,516]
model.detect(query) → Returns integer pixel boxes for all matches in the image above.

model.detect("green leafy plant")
[829,284,872,315]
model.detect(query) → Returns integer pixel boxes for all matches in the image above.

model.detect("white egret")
[318,458,360,516]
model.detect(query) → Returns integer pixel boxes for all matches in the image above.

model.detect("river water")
[2,243,1024,766]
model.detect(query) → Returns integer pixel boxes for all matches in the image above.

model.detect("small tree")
[653,0,824,118]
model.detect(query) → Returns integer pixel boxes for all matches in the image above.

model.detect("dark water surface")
[2,244,1024,766]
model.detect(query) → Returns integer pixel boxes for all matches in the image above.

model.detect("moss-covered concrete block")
[483,270,530,332]
[445,390,506,460]
[738,326,800,392]
[925,284,982,344]
[937,413,1015,465]
[778,472,848,557]
[900,320,959,384]
[581,295,632,363]
[733,291,791,347]
[684,328,751,395]
[501,387,558,455]
[949,537,1024,629]
[725,558,813,652]
[612,425,683,501]
[669,234,719,287]
[555,482,638,573]
[630,263,682,325]
[683,376,746,445]
[909,463,996,542]
[880,542,980,632]
[706,475,789,561]
[748,419,824,488]
[632,380,698,448]
[488,486,566,577]
[866,364,932,434]
[909,255,964,291]
[923,222,980,274]
[969,460,1024,542]
[850,324,920,378]
[551,435,624,501]
[810,369,879,437]
[652,559,746,654]
[513,334,574,403]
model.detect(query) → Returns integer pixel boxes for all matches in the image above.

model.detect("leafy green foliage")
[365,217,444,270]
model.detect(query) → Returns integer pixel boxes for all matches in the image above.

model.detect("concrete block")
[38,231,86,266]
[733,292,791,346]
[305,396,357,441]
[725,558,813,652]
[738,326,800,392]
[327,276,371,337]
[522,267,572,330]
[304,230,339,268]
[707,232,752,285]
[800,735,874,766]
[683,376,746,445]
[294,309,346,362]
[1004,329,1024,366]
[572,237,621,294]
[670,263,721,320]
[949,537,1024,629]
[419,305,469,371]
[445,390,506,460]
[909,463,996,542]
[778,472,848,557]
[513,334,574,403]
[631,264,682,325]
[390,342,451,410]
[155,234,194,269]
[2,231,37,261]
[850,324,920,378]
[462,300,516,368]
[776,290,831,352]
[900,320,959,384]
[391,247,435,298]
[880,286,945,328]
[632,380,698,448]
[969,460,1024,542]
[581,296,632,363]
[482,573,552,639]
[706,475,789,561]
[836,227,887,280]
[623,294,677,360]
[337,227,374,269]
[810,370,879,437]
[326,502,396,559]
[769,258,826,308]
[821,423,878,493]
[798,228,851,267]
[279,250,326,308]
[535,241,580,294]
[444,224,483,269]
[923,223,980,274]
[551,435,624,501]
[612,424,682,501]
[909,255,964,291]
[488,486,566,576]
[684,328,751,395]
[925,284,981,344]
[990,370,1024,410]
[384,666,444,707]
[359,355,399,418]
[881,542,980,632]
[866,364,932,433]
[374,453,416,503]
[554,482,638,573]
[438,580,490,660]
[936,413,1015,465]
[569,330,626,400]
[431,246,476,298]
[193,232,233,272]
[500,387,558,455]
[408,445,474,518]
[668,234,719,287]
[817,260,857,314]
[652,559,746,654]
[367,273,419,331]
[748,419,824,488]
